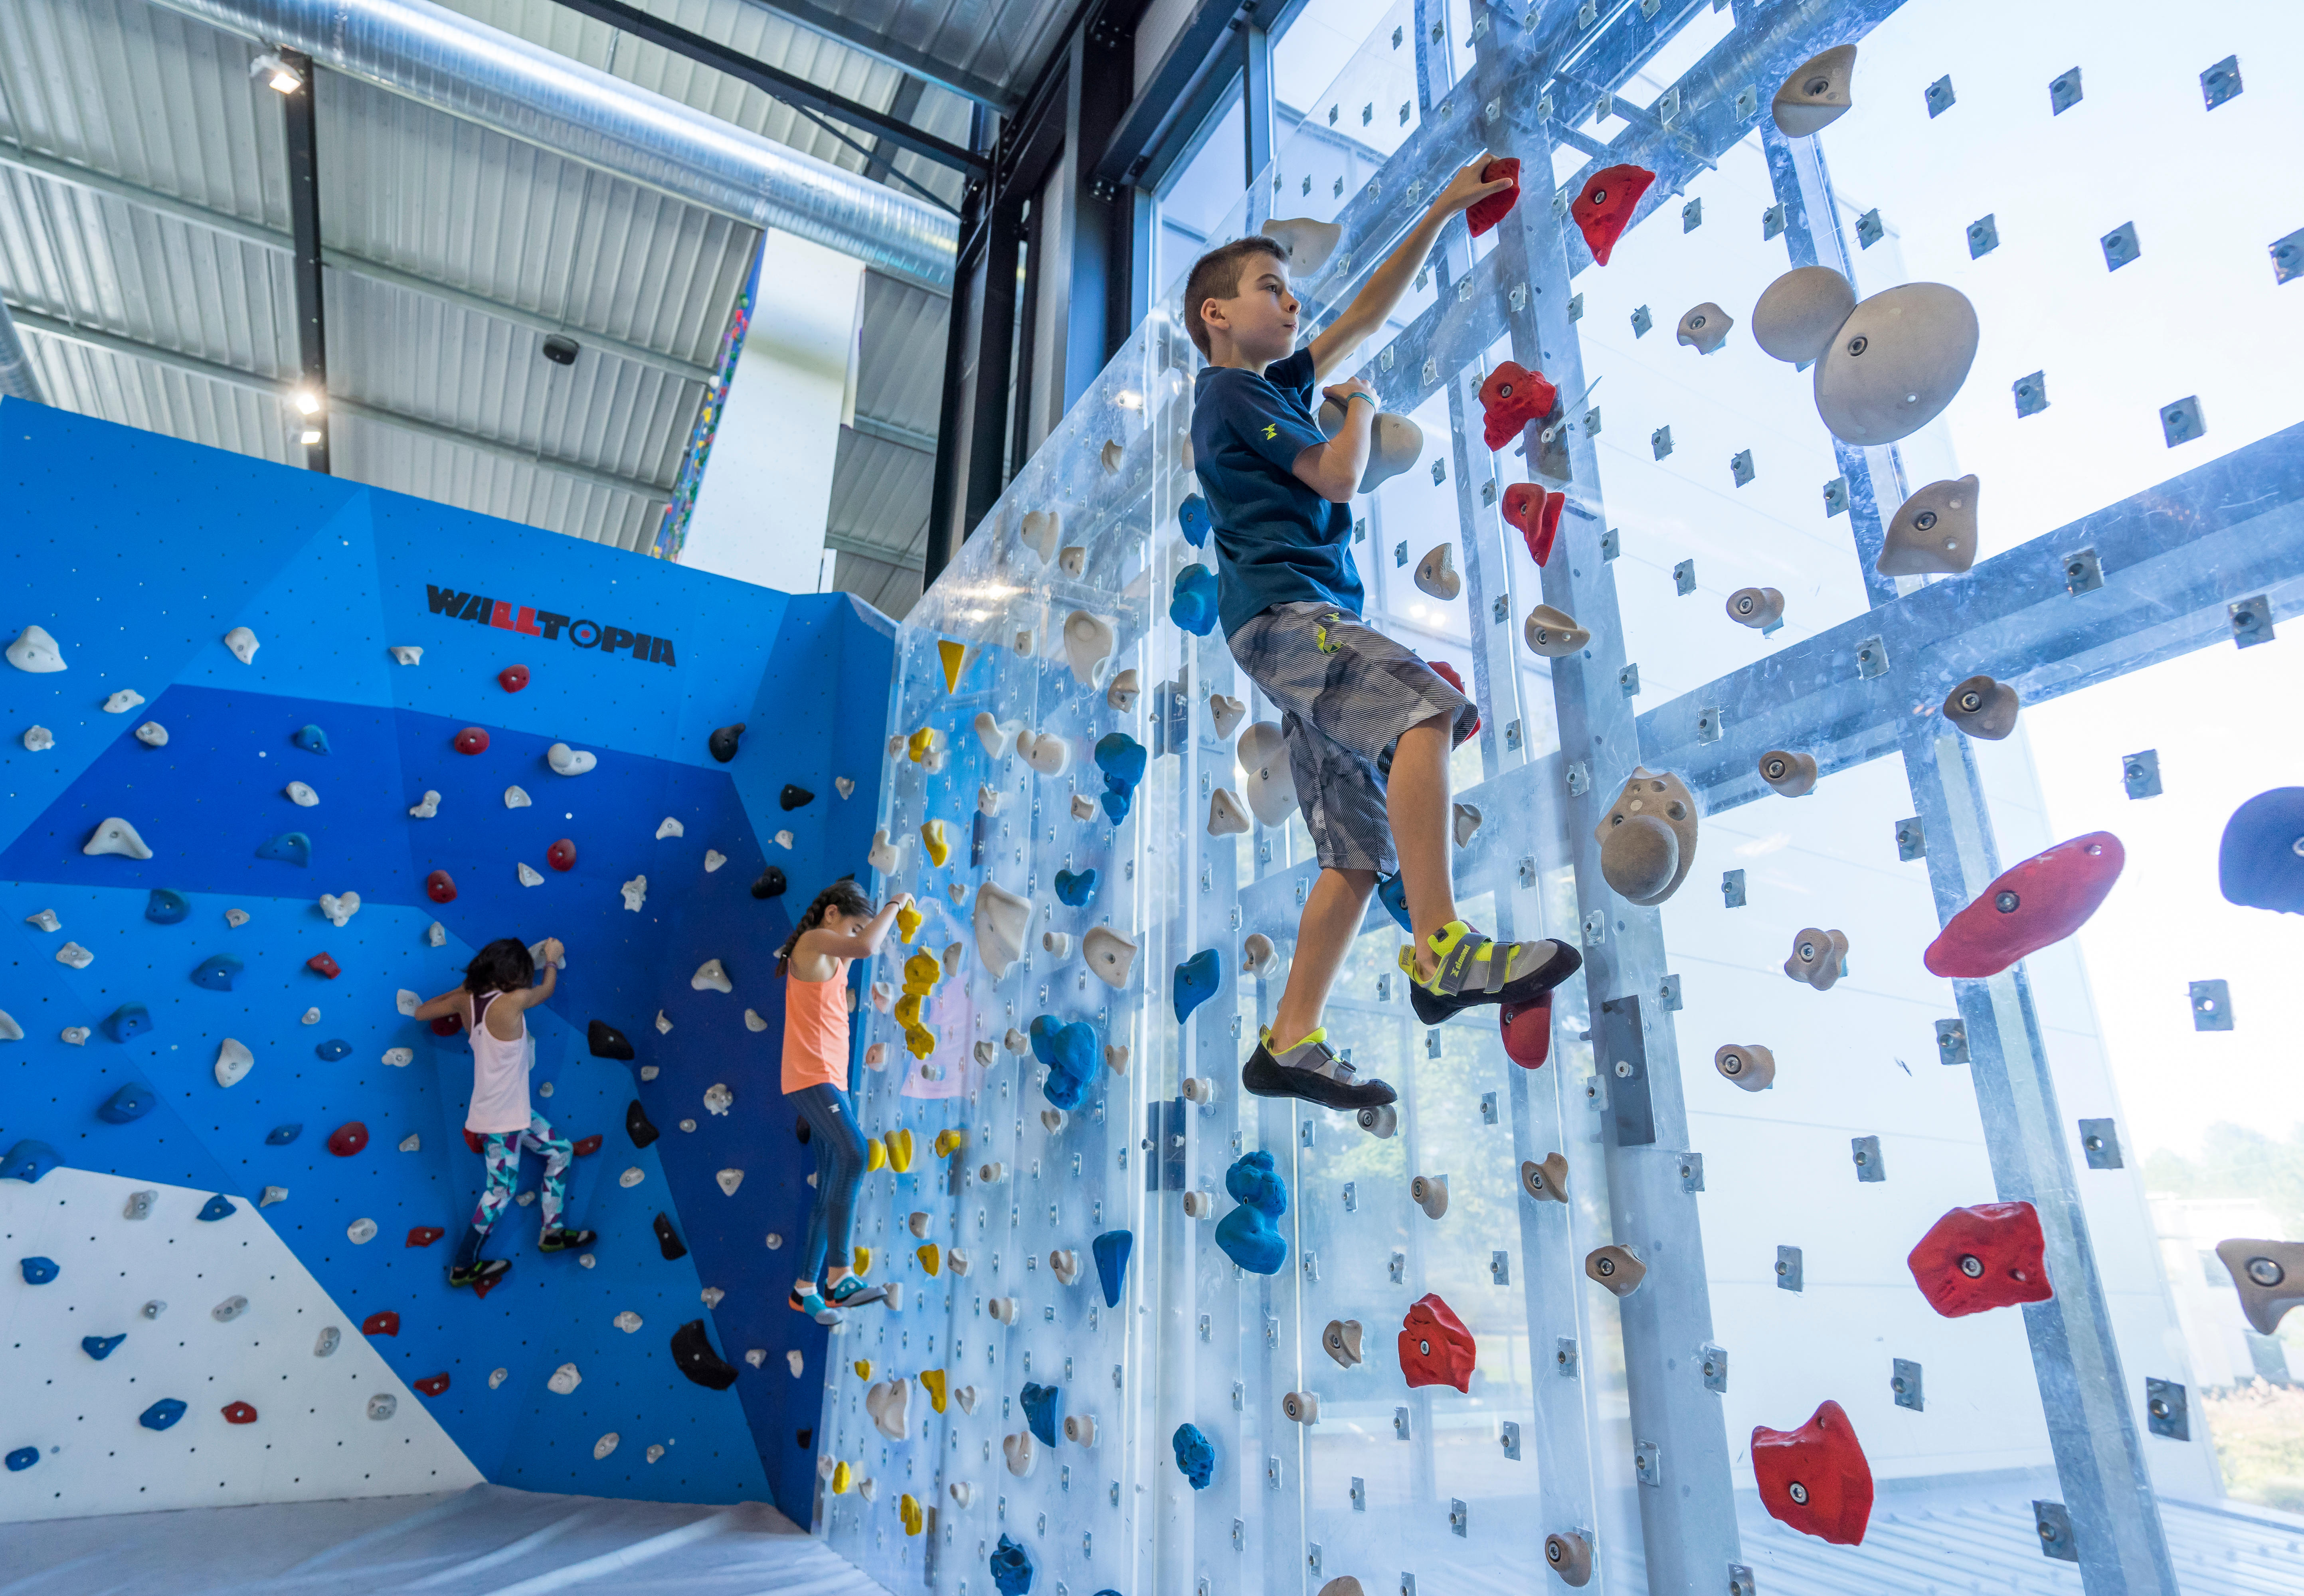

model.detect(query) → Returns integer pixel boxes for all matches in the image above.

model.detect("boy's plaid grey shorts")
[1226,601,1476,875]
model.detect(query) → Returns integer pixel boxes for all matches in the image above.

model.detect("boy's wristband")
[1345,391,1375,409]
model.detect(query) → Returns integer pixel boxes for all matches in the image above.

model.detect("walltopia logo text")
[425,585,677,667]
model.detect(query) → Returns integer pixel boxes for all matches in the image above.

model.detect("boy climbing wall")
[1186,152,1582,1112]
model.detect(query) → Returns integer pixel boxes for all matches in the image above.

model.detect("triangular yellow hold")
[921,1368,949,1413]
[938,639,972,693]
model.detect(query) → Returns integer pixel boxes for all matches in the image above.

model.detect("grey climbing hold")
[691,958,733,993]
[1814,282,1980,446]
[134,721,167,746]
[1878,475,1980,575]
[1715,1043,1777,1091]
[1752,267,1857,364]
[1676,302,1734,354]
[1413,545,1460,600]
[55,941,92,969]
[550,743,598,776]
[213,1038,254,1088]
[1783,927,1851,991]
[212,1295,249,1321]
[84,817,154,859]
[367,1393,397,1420]
[23,908,57,932]
[1595,768,1699,905]
[1725,587,1784,629]
[1316,402,1425,492]
[1523,605,1589,658]
[1772,43,1857,136]
[346,1218,378,1244]
[6,623,66,672]
[389,645,422,665]
[260,1185,288,1206]
[102,688,145,714]
[21,725,52,751]
[1943,674,2019,740]
[141,1299,165,1318]
[314,1326,340,1357]
[225,907,250,928]
[1207,788,1250,837]
[223,626,259,664]
[408,790,440,818]
[123,1189,156,1219]
[1758,749,1819,797]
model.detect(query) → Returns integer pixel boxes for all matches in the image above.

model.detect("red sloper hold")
[1501,990,1552,1069]
[1923,832,2124,979]
[1571,164,1655,266]
[430,1014,463,1037]
[1398,1292,1477,1393]
[425,870,457,904]
[1906,1201,2052,1317]
[1752,1400,1873,1546]
[221,1401,258,1425]
[306,952,341,979]
[413,1373,451,1396]
[1477,361,1558,451]
[548,838,577,871]
[406,1226,446,1248]
[572,1134,603,1157]
[454,727,489,755]
[1502,483,1564,566]
[471,1265,508,1300]
[1465,156,1521,236]
[328,1121,369,1157]
[362,1310,400,1337]
[498,664,529,693]
[463,1128,488,1156]
[1426,660,1480,740]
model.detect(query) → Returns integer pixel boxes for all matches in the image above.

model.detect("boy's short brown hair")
[1183,235,1287,358]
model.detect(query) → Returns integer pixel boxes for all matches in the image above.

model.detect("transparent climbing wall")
[815,2,2304,1594]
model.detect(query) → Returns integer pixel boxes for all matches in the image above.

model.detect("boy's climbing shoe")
[827,1276,888,1308]
[789,1288,841,1325]
[538,1227,597,1253]
[1241,1027,1396,1111]
[447,1258,512,1290]
[1400,922,1581,1026]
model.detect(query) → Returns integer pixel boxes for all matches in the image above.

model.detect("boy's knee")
[1325,867,1379,898]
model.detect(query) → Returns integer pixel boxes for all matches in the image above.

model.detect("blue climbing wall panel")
[0,401,892,1524]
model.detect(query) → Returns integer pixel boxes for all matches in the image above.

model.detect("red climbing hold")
[425,869,457,904]
[1397,1292,1476,1393]
[1477,361,1558,451]
[1465,156,1521,236]
[1907,1201,2051,1317]
[497,664,529,693]
[430,1013,463,1037]
[1923,832,2124,980]
[471,1266,508,1300]
[454,727,489,755]
[306,952,341,979]
[405,1226,445,1248]
[463,1128,488,1156]
[548,838,577,871]
[1500,990,1552,1069]
[413,1372,451,1396]
[328,1122,369,1157]
[1427,661,1479,740]
[1752,1399,1873,1545]
[1503,483,1564,566]
[1570,163,1654,266]
[572,1134,603,1157]
[362,1310,400,1337]
[221,1401,257,1425]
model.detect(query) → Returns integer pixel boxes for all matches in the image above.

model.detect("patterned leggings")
[472,1113,570,1234]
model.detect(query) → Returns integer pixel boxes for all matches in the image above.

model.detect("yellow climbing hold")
[886,1129,915,1173]
[894,992,925,1030]
[937,639,973,693]
[921,1368,949,1413]
[865,1137,887,1173]
[906,727,939,763]
[832,1460,852,1495]
[852,1246,872,1275]
[896,901,923,944]
[853,1359,873,1381]
[903,1024,937,1059]
[899,1491,925,1536]
[933,1128,969,1159]
[916,1242,941,1276]
[920,820,949,867]
[902,950,942,993]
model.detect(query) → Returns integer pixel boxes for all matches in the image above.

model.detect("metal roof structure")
[0,0,1010,613]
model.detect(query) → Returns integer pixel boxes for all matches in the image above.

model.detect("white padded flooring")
[0,1483,891,1596]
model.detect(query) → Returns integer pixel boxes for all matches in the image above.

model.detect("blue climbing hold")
[255,832,312,866]
[1020,1381,1063,1448]
[265,1123,303,1146]
[1172,1422,1215,1489]
[0,1140,60,1183]
[1170,563,1219,636]
[1377,873,1413,932]
[1214,1150,1289,1275]
[4,1446,36,1472]
[1173,948,1222,1023]
[2219,788,2304,913]
[1100,788,1132,823]
[989,1534,1033,1596]
[99,1082,155,1123]
[144,888,190,924]
[1030,1015,1099,1110]
[292,724,330,754]
[103,1003,154,1042]
[197,1195,235,1223]
[1093,733,1146,797]
[1053,868,1098,908]
[82,1333,126,1361]
[20,1257,58,1285]
[315,1038,351,1062]
[1092,1229,1133,1308]
[191,953,243,992]
[138,1398,188,1432]
[1179,492,1211,549]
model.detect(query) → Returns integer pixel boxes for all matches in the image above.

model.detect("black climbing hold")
[752,866,787,900]
[708,723,745,763]
[653,1212,688,1260]
[627,1100,660,1149]
[83,1333,125,1360]
[796,1114,811,1146]
[99,1082,156,1123]
[779,784,815,811]
[265,1123,303,1146]
[587,1019,635,1061]
[671,1319,740,1389]
[796,1428,812,1449]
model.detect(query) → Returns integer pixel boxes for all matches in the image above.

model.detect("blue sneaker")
[827,1276,887,1307]
[788,1288,840,1325]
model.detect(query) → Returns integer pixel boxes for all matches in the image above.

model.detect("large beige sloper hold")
[1677,302,1734,354]
[6,623,65,672]
[1017,729,1071,776]
[102,688,144,713]
[22,726,53,751]
[223,626,260,664]
[975,881,1032,978]
[974,711,1020,757]
[1315,400,1426,493]
[1784,927,1850,990]
[1714,1043,1776,1090]
[868,830,902,875]
[1814,283,1979,446]
[1878,475,1980,575]
[1523,605,1589,658]
[1002,1430,1037,1477]
[1106,670,1140,713]
[692,959,732,993]
[214,1038,254,1087]
[135,721,167,747]
[1236,721,1298,826]
[1020,510,1060,563]
[84,817,154,859]
[1413,545,1460,601]
[1751,266,1858,364]
[1757,749,1818,797]
[1726,587,1784,629]
[1083,926,1138,990]
[318,891,360,926]
[1451,803,1482,846]
[1594,768,1699,905]
[1207,788,1250,836]
[1062,610,1117,687]
[1772,43,1857,136]
[1240,932,1277,975]
[1261,215,1342,276]
[867,1379,912,1441]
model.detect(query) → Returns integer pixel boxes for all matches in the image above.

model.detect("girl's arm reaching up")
[798,896,913,964]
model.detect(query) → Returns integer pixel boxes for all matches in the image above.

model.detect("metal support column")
[926,107,991,583]
[280,49,328,474]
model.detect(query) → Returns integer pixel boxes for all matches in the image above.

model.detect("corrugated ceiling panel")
[830,546,921,620]
[827,425,931,563]
[19,330,298,466]
[805,0,1077,101]
[333,411,659,550]
[854,269,947,437]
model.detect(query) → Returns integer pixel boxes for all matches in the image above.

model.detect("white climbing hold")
[549,743,597,776]
[1414,544,1461,600]
[504,785,532,809]
[1242,933,1277,975]
[973,712,1015,758]
[1069,794,1095,821]
[301,1007,320,1027]
[1207,788,1250,837]
[142,1300,166,1318]
[614,1311,643,1333]
[619,1167,645,1188]
[286,780,318,806]
[24,909,57,932]
[866,1043,888,1069]
[866,1378,913,1442]
[954,1385,981,1415]
[765,1233,784,1249]
[408,790,441,818]
[949,1247,973,1275]
[868,829,902,875]
[979,1161,1008,1185]
[744,1008,767,1032]
[1238,722,1299,826]
[489,1368,508,1389]
[60,1026,88,1045]
[261,1185,288,1207]
[704,849,727,872]
[223,626,260,665]
[835,776,855,799]
[1083,926,1139,990]
[6,623,66,672]
[213,1295,248,1322]
[83,817,153,859]
[0,1011,18,1041]
[1041,1108,1067,1136]
[973,881,1031,977]
[1004,1028,1030,1055]
[744,1349,767,1369]
[947,881,966,906]
[594,1433,620,1460]
[390,646,422,665]
[1105,1043,1130,1075]
[319,891,360,926]
[655,1010,673,1034]
[1058,545,1086,577]
[1043,930,1072,958]
[516,861,545,886]
[102,688,144,714]
[704,1082,734,1116]
[548,1363,582,1395]
[717,1168,744,1195]
[1453,802,1483,847]
[134,721,167,747]
[124,1190,156,1220]
[700,1286,724,1309]
[529,939,564,972]
[1208,694,1245,741]
[426,920,445,946]
[397,989,419,1016]
[774,830,794,849]
[655,816,684,839]
[646,1445,666,1464]
[1260,214,1343,275]
[214,1037,254,1088]
[692,958,732,992]
[1061,610,1117,687]
[1018,729,1071,776]
[639,1065,659,1081]
[347,1218,377,1244]
[368,1394,397,1421]
[787,1350,805,1377]
[621,875,648,911]
[55,941,92,969]
[1021,509,1060,562]
[382,1047,413,1067]
[22,725,52,751]
[398,1132,421,1152]
[228,908,252,928]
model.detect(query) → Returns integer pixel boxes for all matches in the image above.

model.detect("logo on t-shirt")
[1262,423,1278,440]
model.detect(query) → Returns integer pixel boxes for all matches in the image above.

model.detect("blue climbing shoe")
[789,1288,841,1325]
[826,1276,886,1308]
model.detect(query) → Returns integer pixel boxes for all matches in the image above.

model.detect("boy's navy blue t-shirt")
[1191,345,1361,638]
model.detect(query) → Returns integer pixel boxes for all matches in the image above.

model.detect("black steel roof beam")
[279,48,328,474]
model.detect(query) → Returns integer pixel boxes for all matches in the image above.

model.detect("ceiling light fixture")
[251,51,303,95]
[293,389,323,417]
[299,428,323,446]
